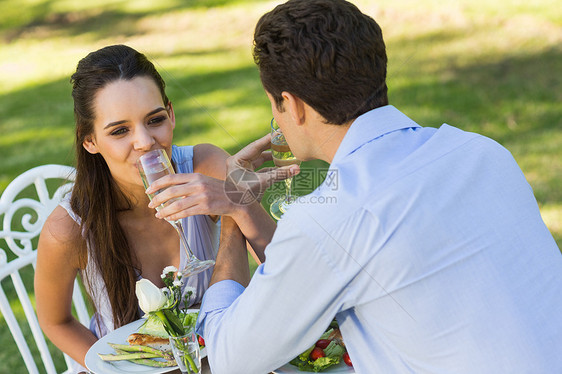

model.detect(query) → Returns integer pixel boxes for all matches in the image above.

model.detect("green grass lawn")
[1,0,560,372]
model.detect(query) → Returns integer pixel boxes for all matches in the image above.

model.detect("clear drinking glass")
[269,118,302,220]
[137,149,215,277]
[169,327,201,374]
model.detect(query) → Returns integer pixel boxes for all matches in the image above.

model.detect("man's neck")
[308,120,352,163]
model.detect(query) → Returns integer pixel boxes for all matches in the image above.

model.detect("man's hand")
[224,133,300,205]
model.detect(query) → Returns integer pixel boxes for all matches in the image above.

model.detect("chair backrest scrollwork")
[0,164,90,374]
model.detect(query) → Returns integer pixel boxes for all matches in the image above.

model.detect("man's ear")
[83,135,99,154]
[281,91,306,126]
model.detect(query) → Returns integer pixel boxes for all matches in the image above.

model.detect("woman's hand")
[146,172,239,221]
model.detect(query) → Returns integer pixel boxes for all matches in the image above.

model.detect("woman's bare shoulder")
[42,206,81,242]
[39,205,85,267]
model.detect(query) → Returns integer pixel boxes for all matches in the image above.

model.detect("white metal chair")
[0,164,91,374]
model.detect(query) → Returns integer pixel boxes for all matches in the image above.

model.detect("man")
[193,1,562,373]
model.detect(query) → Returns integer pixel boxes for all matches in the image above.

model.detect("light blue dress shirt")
[196,105,562,374]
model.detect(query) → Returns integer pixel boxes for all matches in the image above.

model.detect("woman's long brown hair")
[70,44,169,329]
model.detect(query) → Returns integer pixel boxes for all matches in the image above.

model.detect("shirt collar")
[331,105,421,165]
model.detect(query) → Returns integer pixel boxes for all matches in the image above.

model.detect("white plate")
[273,361,355,374]
[85,310,206,374]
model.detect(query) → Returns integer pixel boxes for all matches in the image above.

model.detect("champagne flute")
[137,149,215,277]
[269,118,302,220]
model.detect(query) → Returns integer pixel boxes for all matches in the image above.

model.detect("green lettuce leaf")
[289,355,341,372]
[181,312,198,328]
[289,356,315,372]
[298,344,315,362]
[319,328,333,340]
[310,356,340,372]
[324,341,345,358]
[137,314,169,338]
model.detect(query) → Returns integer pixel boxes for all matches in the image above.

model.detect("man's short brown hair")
[253,0,388,125]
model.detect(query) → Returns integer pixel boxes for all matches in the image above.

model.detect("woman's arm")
[35,206,98,367]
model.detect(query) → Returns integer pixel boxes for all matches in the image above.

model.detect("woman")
[34,44,275,370]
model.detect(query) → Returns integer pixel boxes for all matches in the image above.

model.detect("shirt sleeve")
[196,279,245,320]
[195,217,350,374]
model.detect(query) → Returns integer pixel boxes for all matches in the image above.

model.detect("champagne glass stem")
[171,220,195,261]
[284,176,294,202]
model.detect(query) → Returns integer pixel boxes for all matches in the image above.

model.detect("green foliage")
[0,0,560,372]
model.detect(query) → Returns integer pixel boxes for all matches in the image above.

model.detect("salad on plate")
[288,319,353,372]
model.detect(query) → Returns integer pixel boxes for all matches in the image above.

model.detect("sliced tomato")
[343,352,352,367]
[315,339,331,349]
[309,347,326,361]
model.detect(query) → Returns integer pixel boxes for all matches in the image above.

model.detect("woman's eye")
[110,127,128,136]
[148,116,166,125]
